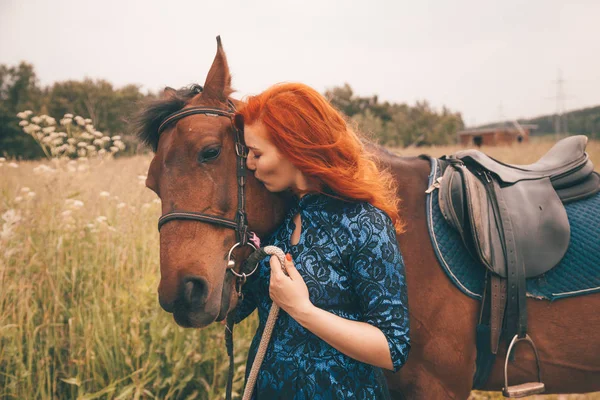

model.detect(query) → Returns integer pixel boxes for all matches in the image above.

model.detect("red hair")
[238,82,405,234]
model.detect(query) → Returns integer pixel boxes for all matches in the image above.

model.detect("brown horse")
[134,39,600,399]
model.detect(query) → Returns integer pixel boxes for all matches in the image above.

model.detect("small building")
[457,124,537,147]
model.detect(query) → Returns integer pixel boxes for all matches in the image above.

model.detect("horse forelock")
[131,84,204,152]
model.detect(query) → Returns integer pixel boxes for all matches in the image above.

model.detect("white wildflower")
[64,113,73,118]
[16,112,28,119]
[98,149,106,156]
[26,124,41,133]
[42,126,56,134]
[58,131,67,137]
[27,192,36,198]
[114,140,125,150]
[19,120,29,127]
[33,165,56,174]
[2,209,22,223]
[84,118,92,124]
[93,139,103,146]
[52,138,63,146]
[24,110,33,117]
[112,135,121,140]
[77,149,86,157]
[61,210,72,217]
[85,125,94,133]
[31,116,42,124]
[110,146,119,153]
[101,136,110,142]
[116,202,126,209]
[14,196,23,203]
[77,142,87,148]
[21,187,30,193]
[46,117,56,125]
[99,191,110,198]
[65,199,84,209]
[60,118,73,126]
[86,145,96,151]
[42,136,52,144]
[67,138,77,144]
[1,209,22,241]
[8,163,18,168]
[96,216,107,223]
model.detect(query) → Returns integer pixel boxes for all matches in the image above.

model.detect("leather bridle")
[155,97,260,292]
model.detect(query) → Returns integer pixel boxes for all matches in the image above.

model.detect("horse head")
[134,37,287,328]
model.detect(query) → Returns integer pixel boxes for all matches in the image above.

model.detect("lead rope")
[224,245,287,400]
[241,245,287,400]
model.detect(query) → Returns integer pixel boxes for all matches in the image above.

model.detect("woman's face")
[244,122,300,193]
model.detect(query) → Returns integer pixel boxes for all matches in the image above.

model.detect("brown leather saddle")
[434,135,600,397]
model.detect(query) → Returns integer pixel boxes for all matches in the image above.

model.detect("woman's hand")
[269,253,313,319]
[269,253,397,371]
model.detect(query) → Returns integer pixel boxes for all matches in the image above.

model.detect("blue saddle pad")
[426,157,600,301]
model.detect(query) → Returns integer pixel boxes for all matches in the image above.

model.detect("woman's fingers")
[284,253,302,280]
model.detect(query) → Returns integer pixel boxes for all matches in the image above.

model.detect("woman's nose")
[246,155,255,171]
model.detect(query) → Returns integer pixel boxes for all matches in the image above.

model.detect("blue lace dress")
[234,193,410,399]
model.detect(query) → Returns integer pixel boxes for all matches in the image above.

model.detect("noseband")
[156,97,260,291]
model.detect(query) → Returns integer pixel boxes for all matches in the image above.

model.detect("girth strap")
[490,177,528,340]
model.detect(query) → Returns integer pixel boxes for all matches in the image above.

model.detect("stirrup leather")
[502,334,545,398]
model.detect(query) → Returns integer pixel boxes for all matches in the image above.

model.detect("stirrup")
[502,334,545,398]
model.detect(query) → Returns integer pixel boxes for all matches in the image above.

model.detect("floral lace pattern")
[235,193,410,399]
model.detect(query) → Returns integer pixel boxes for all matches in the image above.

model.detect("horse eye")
[198,146,221,163]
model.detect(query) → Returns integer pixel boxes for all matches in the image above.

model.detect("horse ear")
[202,36,233,102]
[162,87,177,99]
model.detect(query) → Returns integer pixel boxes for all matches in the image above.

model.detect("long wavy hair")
[237,82,405,234]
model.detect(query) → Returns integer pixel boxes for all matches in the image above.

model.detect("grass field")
[1,137,598,399]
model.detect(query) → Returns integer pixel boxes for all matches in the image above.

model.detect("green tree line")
[325,83,465,147]
[518,105,600,138]
[1,62,469,159]
[0,62,150,159]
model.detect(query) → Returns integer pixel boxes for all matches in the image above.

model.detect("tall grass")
[0,138,598,399]
[0,157,256,399]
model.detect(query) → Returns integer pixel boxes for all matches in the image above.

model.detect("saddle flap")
[438,165,466,233]
[439,164,504,273]
[502,178,570,277]
[438,162,571,279]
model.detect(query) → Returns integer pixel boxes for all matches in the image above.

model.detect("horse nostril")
[183,276,209,307]
[159,295,175,313]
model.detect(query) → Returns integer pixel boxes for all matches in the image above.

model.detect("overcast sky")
[1,0,599,126]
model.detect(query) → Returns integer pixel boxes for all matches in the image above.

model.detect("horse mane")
[131,84,204,151]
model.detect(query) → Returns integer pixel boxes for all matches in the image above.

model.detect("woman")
[234,82,410,399]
